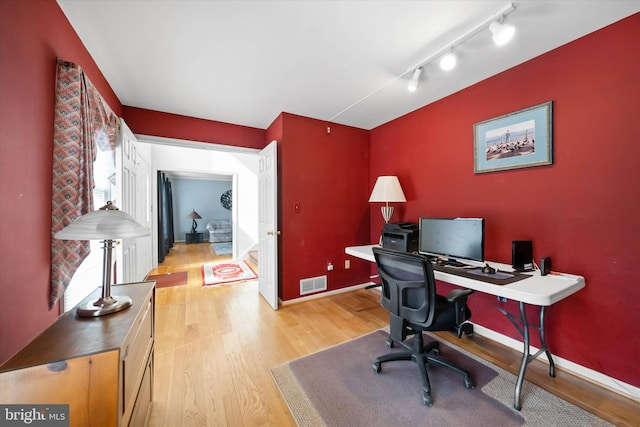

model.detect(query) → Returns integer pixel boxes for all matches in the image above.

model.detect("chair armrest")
[446,288,474,326]
[445,288,474,302]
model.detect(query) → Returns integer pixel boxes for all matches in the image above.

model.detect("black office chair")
[371,247,475,406]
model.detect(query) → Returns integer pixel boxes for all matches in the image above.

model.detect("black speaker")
[512,240,533,272]
[541,256,552,276]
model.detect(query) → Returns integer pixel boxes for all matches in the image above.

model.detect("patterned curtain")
[50,60,118,309]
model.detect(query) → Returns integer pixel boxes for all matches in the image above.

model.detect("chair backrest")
[373,247,437,339]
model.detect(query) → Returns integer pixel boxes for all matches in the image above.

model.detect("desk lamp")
[54,202,150,317]
[187,210,202,233]
[368,176,407,223]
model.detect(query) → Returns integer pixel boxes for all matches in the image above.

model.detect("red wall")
[123,106,266,150]
[0,0,123,363]
[369,14,640,387]
[2,0,638,391]
[275,113,371,300]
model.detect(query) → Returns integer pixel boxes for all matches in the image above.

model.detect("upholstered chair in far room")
[206,219,231,243]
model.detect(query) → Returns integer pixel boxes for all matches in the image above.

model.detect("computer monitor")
[418,217,485,264]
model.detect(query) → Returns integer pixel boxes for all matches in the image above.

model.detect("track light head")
[489,20,515,46]
[439,51,457,71]
[407,67,422,92]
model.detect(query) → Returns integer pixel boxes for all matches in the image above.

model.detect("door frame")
[135,135,265,271]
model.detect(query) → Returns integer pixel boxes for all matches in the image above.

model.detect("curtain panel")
[157,172,174,263]
[50,60,118,308]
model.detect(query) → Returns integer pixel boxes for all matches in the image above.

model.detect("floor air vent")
[300,275,327,295]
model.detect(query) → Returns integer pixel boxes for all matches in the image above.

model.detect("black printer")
[381,222,419,253]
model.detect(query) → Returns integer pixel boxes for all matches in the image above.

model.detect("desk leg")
[512,302,556,411]
[514,301,529,411]
[539,306,556,378]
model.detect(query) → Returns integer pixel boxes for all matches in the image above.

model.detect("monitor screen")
[418,217,484,263]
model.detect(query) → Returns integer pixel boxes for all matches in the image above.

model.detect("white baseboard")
[281,282,374,306]
[471,323,640,402]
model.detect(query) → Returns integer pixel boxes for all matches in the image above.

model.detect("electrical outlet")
[344,260,350,269]
[327,262,333,271]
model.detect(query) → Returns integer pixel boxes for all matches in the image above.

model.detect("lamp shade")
[187,210,202,220]
[368,176,407,203]
[54,202,149,240]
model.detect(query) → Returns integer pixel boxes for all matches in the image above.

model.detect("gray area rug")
[271,330,612,427]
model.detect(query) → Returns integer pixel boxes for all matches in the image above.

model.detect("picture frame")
[474,101,552,174]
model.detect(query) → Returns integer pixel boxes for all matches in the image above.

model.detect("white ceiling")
[57,1,639,131]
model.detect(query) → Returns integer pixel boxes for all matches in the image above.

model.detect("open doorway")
[157,170,233,263]
[137,137,259,270]
[137,136,277,310]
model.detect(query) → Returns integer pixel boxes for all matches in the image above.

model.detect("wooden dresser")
[0,281,155,427]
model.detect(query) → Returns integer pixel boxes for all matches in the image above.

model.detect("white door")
[135,154,152,276]
[258,140,279,310]
[116,120,152,283]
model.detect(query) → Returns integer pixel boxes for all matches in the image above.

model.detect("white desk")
[345,244,586,410]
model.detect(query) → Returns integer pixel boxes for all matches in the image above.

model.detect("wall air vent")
[300,275,327,295]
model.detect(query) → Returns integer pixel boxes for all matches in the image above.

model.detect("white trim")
[281,282,375,306]
[471,323,640,402]
[135,133,260,154]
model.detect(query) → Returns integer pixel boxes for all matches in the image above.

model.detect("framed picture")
[474,101,552,174]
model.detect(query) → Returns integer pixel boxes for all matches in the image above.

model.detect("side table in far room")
[186,232,204,244]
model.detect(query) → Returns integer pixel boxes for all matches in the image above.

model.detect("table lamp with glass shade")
[368,176,407,223]
[54,201,150,317]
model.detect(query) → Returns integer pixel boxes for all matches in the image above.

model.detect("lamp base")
[76,296,132,317]
[381,205,394,223]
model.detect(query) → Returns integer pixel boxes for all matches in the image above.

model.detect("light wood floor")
[147,243,639,427]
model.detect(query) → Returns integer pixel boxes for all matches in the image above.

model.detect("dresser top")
[0,281,155,372]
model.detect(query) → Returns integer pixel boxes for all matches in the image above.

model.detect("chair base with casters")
[373,325,475,406]
[371,247,476,407]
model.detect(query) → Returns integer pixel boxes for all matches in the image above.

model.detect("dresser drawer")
[128,354,153,427]
[122,296,153,418]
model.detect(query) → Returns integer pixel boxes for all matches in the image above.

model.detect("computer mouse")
[482,264,496,274]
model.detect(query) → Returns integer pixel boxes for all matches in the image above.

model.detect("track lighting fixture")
[439,51,457,71]
[407,67,422,92]
[329,2,517,122]
[400,2,515,90]
[489,20,516,46]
